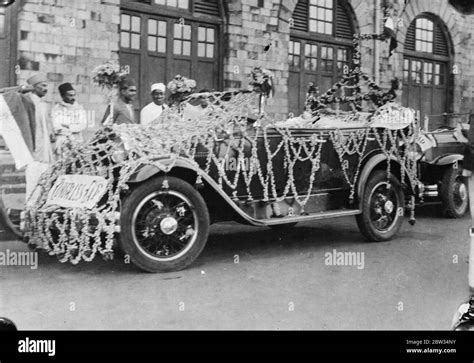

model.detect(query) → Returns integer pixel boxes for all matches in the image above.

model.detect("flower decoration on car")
[167,75,197,107]
[249,67,274,97]
[23,34,420,267]
[305,82,319,111]
[91,61,129,90]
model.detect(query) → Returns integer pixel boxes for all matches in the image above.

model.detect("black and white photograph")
[0,0,474,358]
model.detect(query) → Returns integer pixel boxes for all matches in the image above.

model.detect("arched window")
[289,0,356,115]
[120,0,225,120]
[403,14,452,130]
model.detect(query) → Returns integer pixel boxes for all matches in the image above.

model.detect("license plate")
[46,175,108,209]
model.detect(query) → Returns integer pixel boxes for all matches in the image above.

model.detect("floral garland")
[24,59,420,265]
[305,35,402,113]
[249,67,274,97]
[167,75,197,107]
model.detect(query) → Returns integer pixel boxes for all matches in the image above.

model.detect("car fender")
[126,157,200,183]
[126,157,267,226]
[426,153,463,166]
[357,152,417,209]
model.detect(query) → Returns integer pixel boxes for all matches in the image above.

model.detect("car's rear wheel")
[440,166,468,218]
[120,176,209,272]
[356,170,404,241]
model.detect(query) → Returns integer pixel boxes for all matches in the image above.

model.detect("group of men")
[101,77,168,126]
[23,73,88,200]
[101,76,210,126]
[21,73,212,200]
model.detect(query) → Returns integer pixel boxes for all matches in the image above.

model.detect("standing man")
[140,83,168,126]
[102,77,137,125]
[51,82,87,157]
[24,73,55,202]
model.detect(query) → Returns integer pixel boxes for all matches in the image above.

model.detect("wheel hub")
[384,200,394,214]
[457,183,467,201]
[160,217,178,235]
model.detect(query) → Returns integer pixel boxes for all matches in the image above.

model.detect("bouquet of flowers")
[91,61,129,90]
[92,61,130,126]
[304,82,319,111]
[167,75,197,107]
[249,67,274,97]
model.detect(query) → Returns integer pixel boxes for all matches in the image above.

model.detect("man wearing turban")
[101,77,137,125]
[24,73,55,203]
[140,83,168,126]
[51,83,88,157]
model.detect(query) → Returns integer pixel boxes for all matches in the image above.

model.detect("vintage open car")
[415,121,470,218]
[10,89,422,272]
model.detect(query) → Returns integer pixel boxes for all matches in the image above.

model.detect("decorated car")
[415,121,470,217]
[0,33,428,272]
[14,63,424,272]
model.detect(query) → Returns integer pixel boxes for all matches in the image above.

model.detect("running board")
[255,209,362,226]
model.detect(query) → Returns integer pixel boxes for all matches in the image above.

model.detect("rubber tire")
[269,222,298,231]
[440,166,468,218]
[356,170,404,242]
[120,176,210,273]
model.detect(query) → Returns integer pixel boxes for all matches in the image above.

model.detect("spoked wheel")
[120,176,209,272]
[441,166,468,218]
[356,170,404,241]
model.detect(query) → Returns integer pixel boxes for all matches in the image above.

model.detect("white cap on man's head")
[27,73,47,86]
[151,83,166,93]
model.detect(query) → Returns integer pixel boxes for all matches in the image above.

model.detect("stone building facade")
[1,0,473,132]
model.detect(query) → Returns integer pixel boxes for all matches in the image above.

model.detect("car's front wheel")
[356,170,405,241]
[120,176,210,272]
[440,166,468,218]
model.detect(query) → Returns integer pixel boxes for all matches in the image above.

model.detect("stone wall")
[15,0,474,124]
[395,0,474,116]
[224,0,293,119]
[224,0,474,120]
[17,0,120,133]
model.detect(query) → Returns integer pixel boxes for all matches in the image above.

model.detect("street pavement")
[0,204,469,330]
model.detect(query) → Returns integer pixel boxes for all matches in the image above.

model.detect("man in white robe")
[140,83,168,126]
[24,74,55,204]
[51,82,87,157]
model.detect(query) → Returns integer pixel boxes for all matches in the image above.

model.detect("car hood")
[417,127,467,161]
